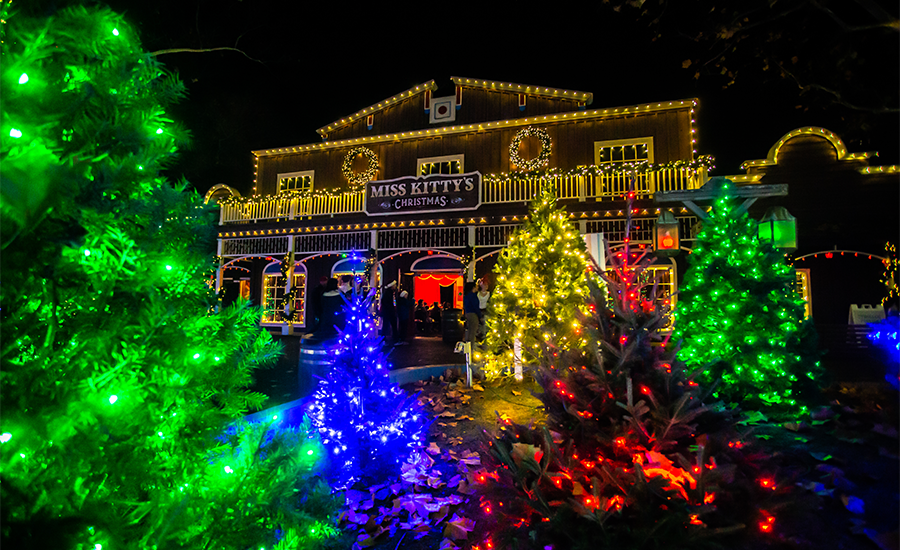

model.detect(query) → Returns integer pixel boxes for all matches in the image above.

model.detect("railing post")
[578,175,586,202]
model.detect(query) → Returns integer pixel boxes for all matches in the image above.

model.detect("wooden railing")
[220,166,706,224]
[220,191,365,224]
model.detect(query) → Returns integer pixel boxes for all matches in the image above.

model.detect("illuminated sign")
[364,171,481,216]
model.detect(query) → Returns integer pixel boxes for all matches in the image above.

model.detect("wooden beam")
[655,183,788,203]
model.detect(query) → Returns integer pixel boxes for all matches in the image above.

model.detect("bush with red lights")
[474,183,791,549]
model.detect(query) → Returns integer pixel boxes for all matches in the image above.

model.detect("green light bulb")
[9,128,22,138]
[112,28,119,36]
[18,73,28,84]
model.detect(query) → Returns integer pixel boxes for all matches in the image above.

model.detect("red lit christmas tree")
[474,181,788,549]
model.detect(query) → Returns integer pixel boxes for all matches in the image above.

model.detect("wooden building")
[212,77,709,332]
[723,127,899,325]
[210,77,897,334]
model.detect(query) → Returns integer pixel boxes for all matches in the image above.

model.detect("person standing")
[476,278,491,339]
[339,274,353,299]
[380,281,399,341]
[463,282,480,346]
[315,278,346,337]
[308,276,328,331]
[429,302,442,335]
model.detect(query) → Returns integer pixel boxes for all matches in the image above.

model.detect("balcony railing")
[219,165,707,224]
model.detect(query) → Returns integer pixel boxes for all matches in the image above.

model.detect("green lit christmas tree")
[483,181,599,378]
[475,183,788,549]
[673,180,822,415]
[1,6,344,549]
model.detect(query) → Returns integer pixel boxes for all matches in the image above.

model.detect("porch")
[218,165,709,224]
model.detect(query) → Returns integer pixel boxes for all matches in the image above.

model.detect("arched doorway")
[410,255,465,310]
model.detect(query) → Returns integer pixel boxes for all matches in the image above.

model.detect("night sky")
[89,0,898,197]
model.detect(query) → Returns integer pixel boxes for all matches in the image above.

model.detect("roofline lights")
[257,99,698,157]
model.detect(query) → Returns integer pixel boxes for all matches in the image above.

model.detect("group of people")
[310,274,491,347]
[414,300,447,335]
[307,274,358,337]
[378,280,412,345]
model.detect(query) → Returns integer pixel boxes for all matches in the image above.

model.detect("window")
[277,170,314,193]
[417,154,464,176]
[605,259,675,328]
[594,138,654,166]
[261,263,306,324]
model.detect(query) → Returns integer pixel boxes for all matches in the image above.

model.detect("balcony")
[219,162,709,225]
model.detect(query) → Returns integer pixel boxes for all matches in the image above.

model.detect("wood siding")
[323,86,586,142]
[256,106,694,197]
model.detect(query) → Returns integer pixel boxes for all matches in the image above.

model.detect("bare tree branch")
[779,61,899,114]
[149,47,263,64]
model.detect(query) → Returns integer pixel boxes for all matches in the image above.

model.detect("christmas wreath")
[509,126,551,171]
[341,146,379,186]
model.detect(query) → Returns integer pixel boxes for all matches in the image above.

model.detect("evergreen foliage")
[483,182,599,378]
[0,6,343,548]
[476,184,786,549]
[673,180,822,415]
[305,290,429,489]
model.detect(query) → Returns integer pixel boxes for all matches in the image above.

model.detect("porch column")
[467,226,476,282]
[282,235,295,336]
[214,239,224,313]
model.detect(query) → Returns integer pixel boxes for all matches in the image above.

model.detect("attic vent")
[429,96,456,124]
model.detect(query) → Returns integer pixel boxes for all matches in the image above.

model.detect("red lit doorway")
[409,255,464,309]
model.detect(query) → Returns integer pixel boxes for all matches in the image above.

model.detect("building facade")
[211,78,897,333]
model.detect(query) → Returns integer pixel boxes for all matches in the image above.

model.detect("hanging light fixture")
[654,210,680,256]
[758,206,797,252]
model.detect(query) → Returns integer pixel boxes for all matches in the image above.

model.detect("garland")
[341,146,379,186]
[484,156,716,185]
[280,250,301,324]
[882,241,898,306]
[509,126,551,171]
[461,245,476,277]
[219,156,715,209]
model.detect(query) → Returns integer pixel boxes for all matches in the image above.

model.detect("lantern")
[654,210,680,256]
[758,206,797,252]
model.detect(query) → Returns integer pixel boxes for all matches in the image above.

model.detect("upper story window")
[594,138,654,166]
[277,170,314,193]
[417,154,464,176]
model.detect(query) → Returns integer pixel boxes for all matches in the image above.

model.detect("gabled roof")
[255,98,697,157]
[450,77,593,105]
[316,80,437,137]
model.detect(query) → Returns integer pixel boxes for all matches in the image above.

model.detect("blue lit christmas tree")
[305,290,429,488]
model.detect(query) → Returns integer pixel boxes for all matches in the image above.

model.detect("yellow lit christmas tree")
[482,181,600,378]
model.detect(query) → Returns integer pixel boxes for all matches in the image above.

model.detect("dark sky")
[94,0,898,196]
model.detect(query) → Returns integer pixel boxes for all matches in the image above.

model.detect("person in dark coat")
[429,302,442,334]
[463,282,480,345]
[396,290,411,344]
[315,278,347,337]
[415,299,427,334]
[380,280,398,341]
